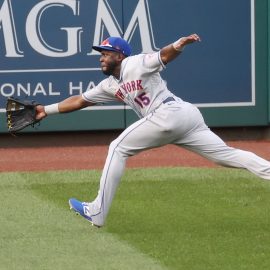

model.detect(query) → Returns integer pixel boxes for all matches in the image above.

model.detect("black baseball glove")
[6,97,41,134]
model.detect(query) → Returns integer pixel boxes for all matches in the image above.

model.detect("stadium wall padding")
[0,0,269,133]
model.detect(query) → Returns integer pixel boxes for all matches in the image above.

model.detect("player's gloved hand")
[6,97,42,134]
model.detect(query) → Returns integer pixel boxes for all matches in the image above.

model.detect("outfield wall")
[0,0,269,133]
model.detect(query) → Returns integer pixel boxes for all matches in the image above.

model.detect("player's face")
[99,50,121,76]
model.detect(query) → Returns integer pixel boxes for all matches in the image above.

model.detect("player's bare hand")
[172,33,201,52]
[180,34,201,46]
[35,105,47,120]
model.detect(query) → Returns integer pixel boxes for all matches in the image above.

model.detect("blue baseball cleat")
[69,198,99,227]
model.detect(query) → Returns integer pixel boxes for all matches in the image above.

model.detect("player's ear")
[117,53,125,61]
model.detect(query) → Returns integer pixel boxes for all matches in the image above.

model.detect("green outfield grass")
[0,167,270,270]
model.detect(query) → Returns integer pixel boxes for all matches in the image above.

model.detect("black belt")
[163,97,175,104]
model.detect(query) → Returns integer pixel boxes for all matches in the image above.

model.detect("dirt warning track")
[0,131,269,172]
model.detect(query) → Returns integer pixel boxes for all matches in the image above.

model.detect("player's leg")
[75,111,177,226]
[174,112,270,180]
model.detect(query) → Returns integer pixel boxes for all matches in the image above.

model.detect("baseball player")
[36,34,270,227]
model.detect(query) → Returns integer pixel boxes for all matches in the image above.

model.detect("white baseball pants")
[88,101,270,226]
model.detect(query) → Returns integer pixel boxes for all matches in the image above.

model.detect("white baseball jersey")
[82,51,183,118]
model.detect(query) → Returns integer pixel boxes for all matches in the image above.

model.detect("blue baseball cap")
[92,37,132,57]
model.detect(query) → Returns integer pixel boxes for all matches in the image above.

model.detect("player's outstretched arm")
[36,95,94,120]
[160,33,201,65]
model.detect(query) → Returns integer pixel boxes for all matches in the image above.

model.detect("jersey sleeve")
[142,51,166,72]
[82,79,118,104]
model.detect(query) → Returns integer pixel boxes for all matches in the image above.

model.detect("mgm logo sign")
[0,0,158,59]
[0,0,159,102]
